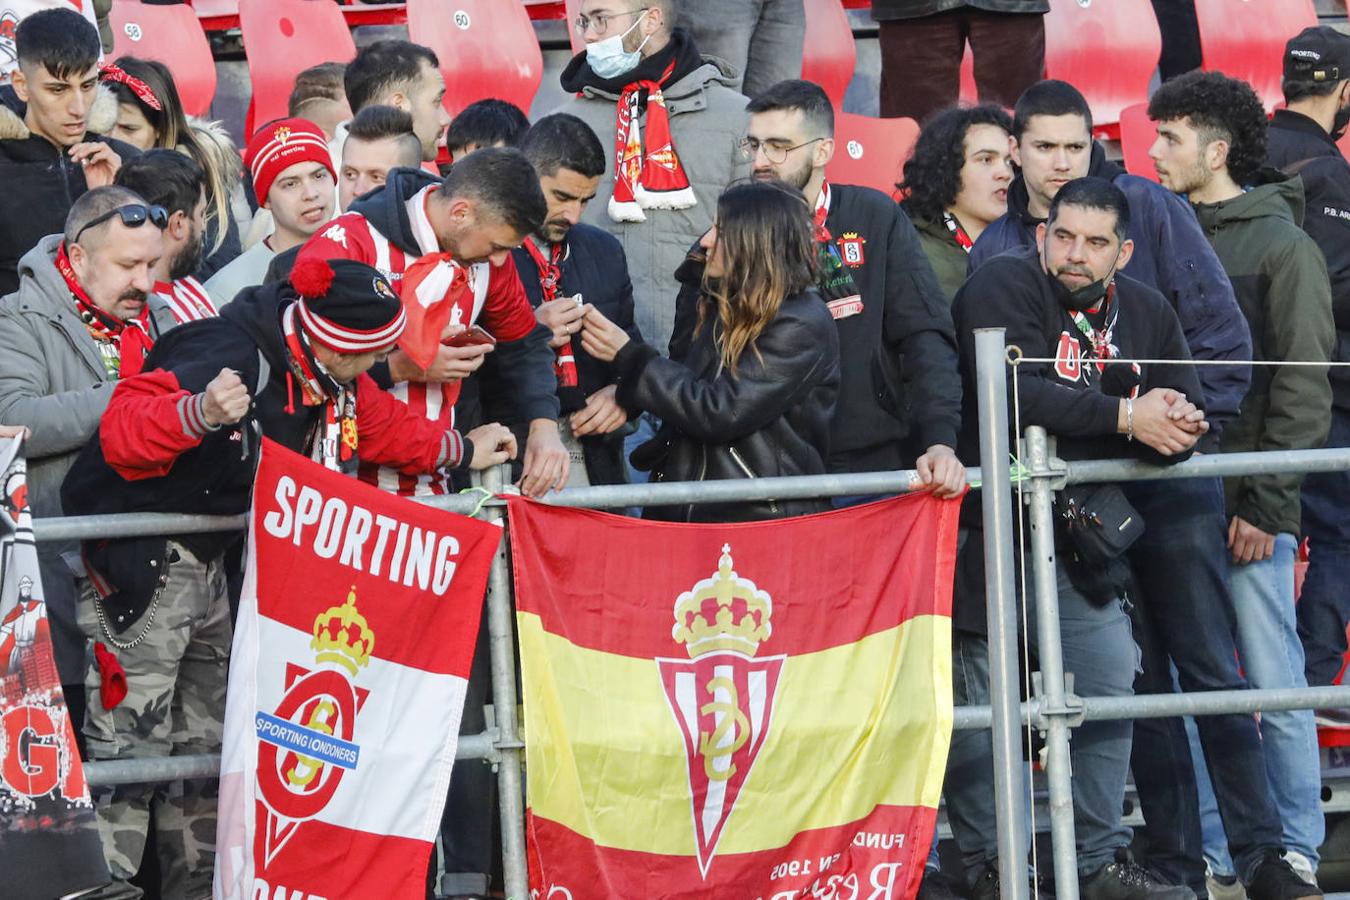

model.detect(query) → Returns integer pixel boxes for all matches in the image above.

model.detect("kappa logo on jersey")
[254,587,373,865]
[322,223,347,249]
[657,546,784,878]
[1054,332,1083,383]
[838,232,866,267]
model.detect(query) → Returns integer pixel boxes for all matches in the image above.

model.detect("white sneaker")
[1207,871,1247,900]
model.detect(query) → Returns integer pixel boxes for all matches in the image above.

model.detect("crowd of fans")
[0,2,1347,900]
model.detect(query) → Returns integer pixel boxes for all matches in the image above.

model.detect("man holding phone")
[297,148,569,497]
[481,114,644,486]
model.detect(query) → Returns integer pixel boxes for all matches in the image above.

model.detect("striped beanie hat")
[245,117,336,203]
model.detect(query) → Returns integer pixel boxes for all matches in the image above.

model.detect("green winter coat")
[1193,172,1334,537]
[909,211,971,304]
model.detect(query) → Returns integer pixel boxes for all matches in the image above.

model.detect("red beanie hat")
[245,117,336,205]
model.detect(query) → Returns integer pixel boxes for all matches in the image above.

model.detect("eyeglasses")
[573,7,648,35]
[739,136,824,165]
[73,203,169,244]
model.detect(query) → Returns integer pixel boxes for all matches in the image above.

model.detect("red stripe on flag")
[509,493,959,659]
[249,439,498,677]
[526,804,934,900]
[251,813,433,899]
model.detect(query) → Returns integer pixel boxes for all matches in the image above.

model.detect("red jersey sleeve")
[295,213,378,267]
[354,373,465,472]
[101,371,216,480]
[478,255,540,343]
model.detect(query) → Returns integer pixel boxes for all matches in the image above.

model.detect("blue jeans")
[943,561,1138,877]
[1299,405,1350,686]
[1125,477,1283,890]
[1197,533,1323,871]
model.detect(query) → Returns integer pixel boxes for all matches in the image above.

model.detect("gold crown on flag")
[311,586,375,676]
[672,544,772,658]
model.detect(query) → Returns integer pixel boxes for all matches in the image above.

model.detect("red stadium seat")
[109,0,218,117]
[1195,0,1317,112]
[1340,129,1350,159]
[1118,102,1161,183]
[1043,0,1161,139]
[408,0,543,116]
[238,0,356,135]
[801,0,856,110]
[564,0,584,56]
[827,112,918,196]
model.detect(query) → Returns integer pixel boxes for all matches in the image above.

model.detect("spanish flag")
[509,493,959,900]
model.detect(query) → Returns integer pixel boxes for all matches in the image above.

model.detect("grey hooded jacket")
[0,234,176,681]
[553,55,750,356]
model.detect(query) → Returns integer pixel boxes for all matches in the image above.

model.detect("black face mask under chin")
[1047,266,1114,311]
[1332,100,1350,141]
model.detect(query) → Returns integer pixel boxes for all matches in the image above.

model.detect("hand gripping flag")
[214,439,500,900]
[0,436,108,899]
[510,493,959,900]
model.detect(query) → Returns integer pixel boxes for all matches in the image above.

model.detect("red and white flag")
[213,439,499,900]
[0,436,108,899]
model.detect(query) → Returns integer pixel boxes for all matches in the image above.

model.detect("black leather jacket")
[615,288,840,522]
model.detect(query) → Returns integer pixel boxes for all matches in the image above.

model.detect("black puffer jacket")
[0,89,140,296]
[615,288,840,522]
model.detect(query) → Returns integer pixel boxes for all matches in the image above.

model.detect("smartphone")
[444,324,497,348]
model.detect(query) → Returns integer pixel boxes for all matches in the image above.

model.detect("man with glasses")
[554,0,748,360]
[675,79,964,500]
[0,185,176,787]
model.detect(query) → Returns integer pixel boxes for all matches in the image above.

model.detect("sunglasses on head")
[73,203,170,244]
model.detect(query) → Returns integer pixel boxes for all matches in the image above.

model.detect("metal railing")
[38,326,1350,899]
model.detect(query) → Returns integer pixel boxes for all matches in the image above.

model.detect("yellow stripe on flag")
[519,611,952,857]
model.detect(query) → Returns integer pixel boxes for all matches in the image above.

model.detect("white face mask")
[585,10,651,80]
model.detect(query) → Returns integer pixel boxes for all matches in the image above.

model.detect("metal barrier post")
[1024,425,1080,899]
[480,464,530,900]
[973,329,1029,900]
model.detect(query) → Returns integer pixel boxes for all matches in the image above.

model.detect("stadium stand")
[238,0,357,135]
[1196,0,1319,112]
[408,0,543,116]
[109,0,218,118]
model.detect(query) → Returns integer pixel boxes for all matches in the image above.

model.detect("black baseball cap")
[1284,26,1350,83]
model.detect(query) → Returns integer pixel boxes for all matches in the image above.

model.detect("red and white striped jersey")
[153,276,218,325]
[297,184,539,496]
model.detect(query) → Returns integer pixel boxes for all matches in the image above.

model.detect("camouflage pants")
[76,541,231,900]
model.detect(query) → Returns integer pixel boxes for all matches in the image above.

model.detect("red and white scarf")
[282,302,356,472]
[522,237,580,393]
[610,60,696,222]
[57,242,154,378]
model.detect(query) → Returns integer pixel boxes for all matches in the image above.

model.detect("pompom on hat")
[290,258,406,354]
[245,117,337,204]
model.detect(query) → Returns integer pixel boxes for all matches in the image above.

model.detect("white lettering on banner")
[865,862,904,899]
[851,831,906,849]
[261,476,462,595]
[249,878,328,900]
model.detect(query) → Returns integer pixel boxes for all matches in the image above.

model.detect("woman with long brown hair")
[103,56,245,280]
[581,179,840,521]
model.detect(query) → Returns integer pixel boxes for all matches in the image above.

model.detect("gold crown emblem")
[273,126,291,145]
[311,586,375,676]
[671,544,772,658]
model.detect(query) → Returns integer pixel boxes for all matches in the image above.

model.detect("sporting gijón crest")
[255,588,373,867]
[657,545,785,878]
